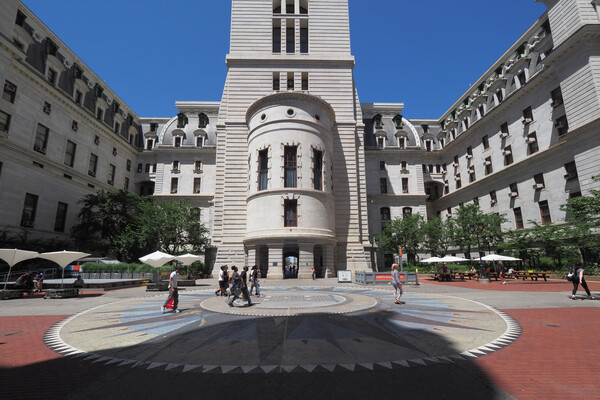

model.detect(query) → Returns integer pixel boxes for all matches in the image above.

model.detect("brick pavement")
[1,283,599,399]
[423,277,600,292]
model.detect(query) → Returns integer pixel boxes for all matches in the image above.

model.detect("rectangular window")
[500,122,509,139]
[34,124,49,154]
[114,122,120,135]
[564,161,578,180]
[146,139,153,150]
[555,115,569,136]
[482,135,489,150]
[551,87,563,107]
[193,178,201,194]
[379,161,386,171]
[286,26,295,53]
[313,149,323,191]
[0,110,11,132]
[284,199,297,227]
[456,178,462,189]
[301,72,308,91]
[74,90,82,105]
[108,164,115,185]
[509,182,519,198]
[172,160,180,172]
[484,157,494,175]
[533,173,545,190]
[145,163,151,173]
[402,178,409,193]
[401,161,407,172]
[53,202,68,232]
[504,145,513,166]
[516,70,526,87]
[174,136,182,147]
[284,146,297,188]
[287,72,294,90]
[273,72,280,91]
[195,136,204,147]
[64,140,76,167]
[514,207,524,230]
[124,177,129,190]
[539,200,551,225]
[380,178,388,194]
[259,149,268,191]
[469,171,476,183]
[47,68,57,85]
[273,25,281,53]
[96,107,104,122]
[425,140,432,152]
[194,160,203,173]
[490,190,497,205]
[43,102,51,114]
[16,10,26,27]
[381,207,391,220]
[3,81,17,103]
[300,27,308,53]
[527,132,539,154]
[20,193,38,228]
[88,153,98,177]
[397,137,405,149]
[170,177,178,194]
[126,159,131,172]
[522,106,533,124]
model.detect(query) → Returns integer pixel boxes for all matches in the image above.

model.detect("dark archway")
[283,248,298,279]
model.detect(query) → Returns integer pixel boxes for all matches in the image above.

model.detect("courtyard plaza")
[0,276,598,400]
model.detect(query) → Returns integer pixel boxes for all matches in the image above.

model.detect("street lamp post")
[469,222,488,283]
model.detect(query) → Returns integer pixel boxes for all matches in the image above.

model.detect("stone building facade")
[0,0,599,277]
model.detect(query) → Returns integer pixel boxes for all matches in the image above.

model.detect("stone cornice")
[245,92,336,124]
[226,54,355,67]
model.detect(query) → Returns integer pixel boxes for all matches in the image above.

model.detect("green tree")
[422,217,454,256]
[375,213,424,265]
[480,212,507,254]
[451,204,483,256]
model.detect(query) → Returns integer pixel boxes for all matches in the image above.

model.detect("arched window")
[177,113,188,128]
[198,113,209,128]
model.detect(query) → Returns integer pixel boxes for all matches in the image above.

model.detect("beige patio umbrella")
[0,248,40,290]
[38,251,90,289]
[174,253,202,278]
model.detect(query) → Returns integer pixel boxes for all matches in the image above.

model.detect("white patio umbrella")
[174,253,202,266]
[421,256,445,263]
[139,250,175,268]
[477,254,521,262]
[38,250,90,289]
[0,249,40,290]
[440,255,470,262]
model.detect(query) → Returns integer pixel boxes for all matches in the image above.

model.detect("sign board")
[375,274,392,281]
[337,271,352,283]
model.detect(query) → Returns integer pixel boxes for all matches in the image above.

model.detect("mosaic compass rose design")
[44,287,521,374]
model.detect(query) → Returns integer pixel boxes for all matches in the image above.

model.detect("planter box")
[132,272,142,279]
[143,273,153,280]
[100,273,111,279]
[81,273,90,279]
[110,272,121,279]
[121,273,133,279]
[90,273,100,279]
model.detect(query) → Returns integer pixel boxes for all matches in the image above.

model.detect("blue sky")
[21,0,546,119]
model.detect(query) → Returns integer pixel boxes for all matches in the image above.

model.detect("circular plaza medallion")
[44,287,521,374]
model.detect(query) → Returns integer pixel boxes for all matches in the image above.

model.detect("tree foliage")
[375,213,424,264]
[71,190,209,262]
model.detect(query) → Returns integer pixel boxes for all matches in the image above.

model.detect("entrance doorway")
[283,249,299,279]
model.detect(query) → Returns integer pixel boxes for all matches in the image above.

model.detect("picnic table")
[511,271,549,281]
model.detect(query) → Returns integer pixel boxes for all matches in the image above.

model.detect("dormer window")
[198,113,209,128]
[196,136,204,148]
[551,87,563,107]
[397,136,406,149]
[392,115,403,129]
[45,39,58,56]
[150,122,158,132]
[374,114,383,130]
[15,10,26,27]
[177,113,188,128]
[174,136,182,148]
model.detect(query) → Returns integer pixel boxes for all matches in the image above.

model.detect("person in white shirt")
[162,266,182,313]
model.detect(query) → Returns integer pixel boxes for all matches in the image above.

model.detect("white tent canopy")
[139,251,175,268]
[440,255,470,262]
[0,248,40,290]
[38,250,91,288]
[421,256,445,263]
[477,254,521,261]
[174,253,202,266]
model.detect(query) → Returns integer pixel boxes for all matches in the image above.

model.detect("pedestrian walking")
[390,263,403,304]
[499,261,507,285]
[228,266,252,307]
[162,266,182,313]
[311,266,316,280]
[34,271,43,293]
[248,265,261,296]
[240,266,253,304]
[216,265,228,296]
[571,263,596,300]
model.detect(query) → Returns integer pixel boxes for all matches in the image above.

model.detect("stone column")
[246,246,257,267]
[324,244,335,278]
[298,243,314,279]
[266,244,284,279]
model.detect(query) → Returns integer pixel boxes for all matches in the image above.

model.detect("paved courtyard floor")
[1,277,599,399]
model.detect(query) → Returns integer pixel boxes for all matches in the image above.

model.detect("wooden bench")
[513,271,549,281]
[44,288,79,298]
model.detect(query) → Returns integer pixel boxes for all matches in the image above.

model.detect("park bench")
[0,289,34,300]
[44,288,79,299]
[513,271,549,281]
